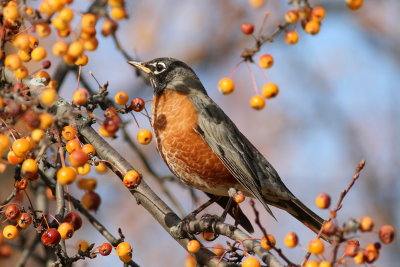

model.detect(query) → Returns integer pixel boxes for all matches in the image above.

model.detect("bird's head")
[128,57,206,95]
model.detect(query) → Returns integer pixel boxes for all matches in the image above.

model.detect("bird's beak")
[128,60,152,74]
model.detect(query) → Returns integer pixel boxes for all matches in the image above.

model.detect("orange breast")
[152,89,238,195]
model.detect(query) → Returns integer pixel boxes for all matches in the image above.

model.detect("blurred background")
[1,0,399,266]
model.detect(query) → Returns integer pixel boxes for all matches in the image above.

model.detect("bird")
[128,57,324,235]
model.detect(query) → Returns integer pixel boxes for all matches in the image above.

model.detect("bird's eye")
[156,63,165,72]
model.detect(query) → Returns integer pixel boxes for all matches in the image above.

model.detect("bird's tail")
[278,198,325,238]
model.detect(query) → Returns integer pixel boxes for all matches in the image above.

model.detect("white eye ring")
[152,62,166,74]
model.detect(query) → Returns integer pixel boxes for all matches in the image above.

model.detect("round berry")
[31,47,47,61]
[344,241,359,257]
[81,13,97,28]
[81,191,101,211]
[261,83,279,99]
[12,138,31,157]
[233,190,245,203]
[137,129,152,145]
[59,7,74,22]
[321,221,337,236]
[101,19,118,36]
[0,134,11,152]
[5,54,22,70]
[64,212,82,231]
[14,66,29,79]
[57,166,77,185]
[66,139,81,153]
[18,49,31,62]
[305,20,320,35]
[242,256,260,267]
[110,7,126,20]
[69,149,88,167]
[67,41,84,58]
[31,128,45,143]
[99,242,113,256]
[35,23,51,37]
[3,5,19,20]
[347,0,363,10]
[41,228,61,247]
[77,163,91,175]
[311,7,326,22]
[116,242,132,257]
[359,216,374,232]
[130,98,145,112]
[284,232,298,248]
[72,88,89,106]
[304,260,318,267]
[58,222,74,239]
[81,144,96,156]
[62,126,77,141]
[5,204,20,220]
[7,150,24,164]
[53,41,68,57]
[187,240,201,253]
[218,78,235,95]
[13,34,30,50]
[95,162,108,173]
[249,95,265,110]
[308,238,324,255]
[77,178,97,191]
[259,54,274,69]
[379,225,395,244]
[17,213,32,229]
[241,23,254,35]
[285,31,299,45]
[248,0,265,9]
[77,240,89,252]
[213,244,225,256]
[315,193,331,209]
[3,225,19,240]
[40,88,57,106]
[261,234,276,250]
[123,170,141,189]
[22,159,38,173]
[114,91,129,106]
[285,10,299,24]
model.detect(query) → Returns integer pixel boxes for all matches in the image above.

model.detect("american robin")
[128,57,324,235]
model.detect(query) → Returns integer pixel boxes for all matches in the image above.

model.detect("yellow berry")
[3,5,19,20]
[59,7,74,22]
[218,78,235,95]
[39,113,53,129]
[77,240,89,252]
[57,222,74,239]
[7,150,24,164]
[14,66,29,80]
[31,47,47,61]
[83,37,98,51]
[305,20,320,35]
[187,240,201,253]
[99,125,115,138]
[353,251,365,264]
[52,41,68,57]
[137,129,152,145]
[22,159,38,173]
[249,95,265,110]
[311,7,326,22]
[319,261,331,267]
[0,134,11,152]
[123,170,141,189]
[261,234,276,250]
[242,256,261,267]
[72,88,89,106]
[305,260,319,267]
[13,34,30,50]
[35,71,51,85]
[74,54,88,66]
[110,7,126,20]
[2,225,19,240]
[285,31,299,45]
[67,41,84,58]
[57,166,77,185]
[62,126,77,141]
[261,83,279,99]
[5,54,22,70]
[77,163,91,175]
[315,193,331,209]
[18,49,31,62]
[114,91,129,105]
[81,13,97,28]
[116,242,132,257]
[360,216,374,232]
[95,162,108,173]
[308,238,324,255]
[77,178,97,191]
[35,23,51,37]
[258,54,274,69]
[119,254,132,263]
[285,10,299,24]
[31,129,45,143]
[12,138,31,157]
[284,232,298,248]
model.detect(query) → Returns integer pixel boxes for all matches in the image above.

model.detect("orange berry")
[48,80,58,89]
[31,47,47,61]
[57,222,74,239]
[108,0,124,7]
[261,83,279,98]
[311,7,326,22]
[259,54,274,69]
[81,13,97,28]
[5,54,22,70]
[110,7,126,20]
[74,54,88,66]
[63,54,75,65]
[123,170,141,189]
[241,23,254,35]
[77,163,91,175]
[39,113,53,129]
[62,126,77,141]
[315,193,331,209]
[353,251,365,264]
[218,78,235,95]
[116,242,132,257]
[308,238,324,254]
[95,162,108,173]
[52,16,68,30]
[40,88,56,104]
[3,5,19,20]
[305,20,320,35]
[59,7,74,22]
[304,260,318,267]
[69,149,88,167]
[319,261,331,267]
[57,166,77,185]
[359,216,374,232]
[248,0,265,9]
[77,240,89,252]
[7,150,24,164]
[187,240,201,253]
[137,129,152,145]
[67,41,84,57]
[379,225,395,244]
[2,225,19,240]
[17,213,32,229]
[35,71,51,85]
[114,91,129,105]
[249,95,265,110]
[99,125,115,138]
[201,232,215,241]
[35,23,51,37]
[13,34,30,50]
[241,256,260,267]
[322,221,337,236]
[0,134,11,152]
[14,66,29,80]
[12,138,31,157]
[28,36,39,49]
[46,187,56,200]
[261,234,276,250]
[119,254,132,263]
[233,190,245,203]
[284,232,298,248]
[53,41,68,57]
[81,144,95,156]
[344,241,359,257]
[185,254,197,267]
[66,139,81,153]
[81,191,101,211]
[101,19,118,36]
[72,88,89,106]
[347,0,363,10]
[285,10,299,24]
[18,49,31,62]
[83,37,98,51]
[285,31,299,45]
[364,243,380,263]
[77,178,97,191]
[22,159,38,173]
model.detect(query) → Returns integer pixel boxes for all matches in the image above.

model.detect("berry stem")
[229,60,244,79]
[245,62,259,96]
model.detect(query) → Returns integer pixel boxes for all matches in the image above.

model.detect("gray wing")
[191,93,294,218]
